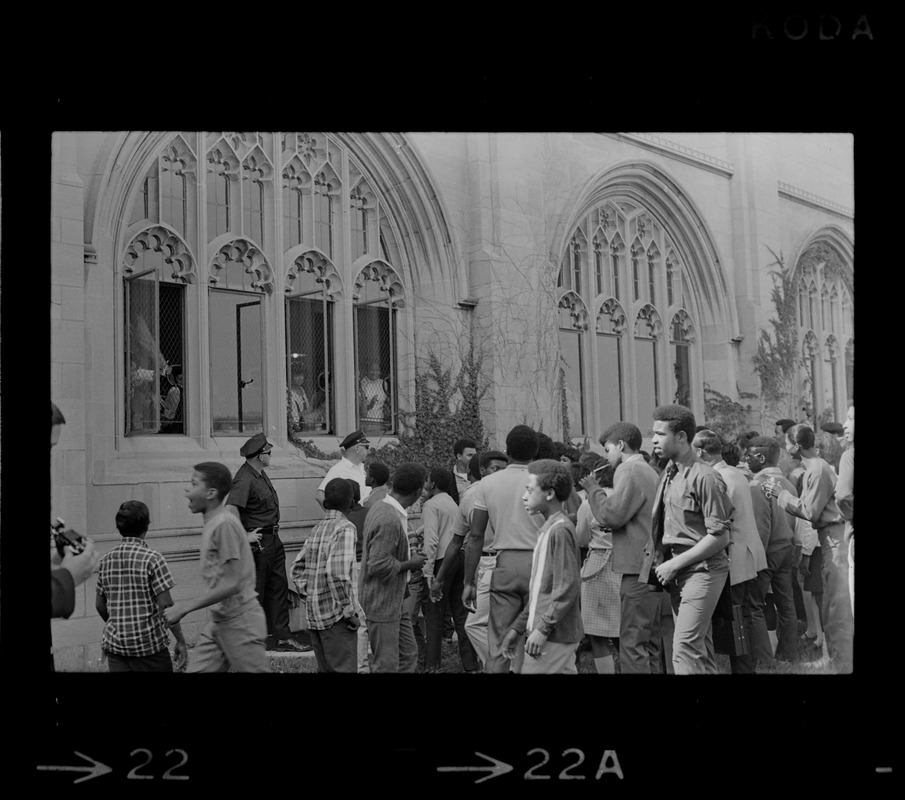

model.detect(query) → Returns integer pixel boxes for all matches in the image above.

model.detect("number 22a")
[524,748,623,780]
[127,749,190,780]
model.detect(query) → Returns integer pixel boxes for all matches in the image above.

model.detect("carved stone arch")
[558,290,590,331]
[609,230,625,254]
[314,161,342,194]
[123,225,197,283]
[241,145,274,182]
[285,249,343,297]
[557,160,737,341]
[597,297,627,334]
[635,303,663,338]
[791,224,854,297]
[210,131,259,161]
[670,309,695,343]
[160,134,197,177]
[282,154,313,189]
[353,259,406,308]
[209,238,273,294]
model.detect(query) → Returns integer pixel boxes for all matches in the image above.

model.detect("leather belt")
[481,550,496,557]
[255,524,280,535]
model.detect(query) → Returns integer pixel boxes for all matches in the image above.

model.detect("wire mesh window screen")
[558,328,585,437]
[355,302,396,435]
[209,290,264,435]
[286,294,334,435]
[124,270,185,435]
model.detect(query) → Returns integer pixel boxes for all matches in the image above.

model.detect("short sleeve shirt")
[229,462,280,529]
[472,464,542,550]
[318,457,371,503]
[96,538,175,657]
[199,510,259,621]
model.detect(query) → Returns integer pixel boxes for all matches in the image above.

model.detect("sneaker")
[275,639,312,653]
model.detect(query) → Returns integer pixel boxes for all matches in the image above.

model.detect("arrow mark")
[37,751,113,784]
[438,751,513,784]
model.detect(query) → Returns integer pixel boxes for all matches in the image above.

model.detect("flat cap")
[339,429,370,450]
[820,422,844,435]
[240,432,271,458]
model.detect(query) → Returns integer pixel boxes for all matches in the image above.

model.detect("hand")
[172,640,188,672]
[655,558,680,586]
[799,554,811,579]
[462,583,477,613]
[165,601,188,626]
[430,580,444,603]
[409,552,426,570]
[525,629,548,658]
[247,528,262,544]
[761,478,779,499]
[501,629,520,660]
[60,540,99,587]
[579,474,598,493]
[345,612,361,631]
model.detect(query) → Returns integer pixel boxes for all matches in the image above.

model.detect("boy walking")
[96,501,187,672]
[165,462,270,672]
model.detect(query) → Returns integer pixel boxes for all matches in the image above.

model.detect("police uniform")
[231,433,307,652]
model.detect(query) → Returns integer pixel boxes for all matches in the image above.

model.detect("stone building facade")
[50,132,854,668]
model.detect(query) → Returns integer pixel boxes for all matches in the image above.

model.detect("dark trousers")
[106,648,173,673]
[819,526,853,672]
[310,619,358,673]
[369,613,419,673]
[756,545,798,662]
[727,578,767,674]
[254,534,291,640]
[422,557,479,672]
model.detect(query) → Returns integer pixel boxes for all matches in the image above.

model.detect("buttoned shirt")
[291,510,356,630]
[318,457,371,503]
[96,537,175,657]
[453,467,471,500]
[775,456,843,532]
[660,452,733,547]
[229,461,280,530]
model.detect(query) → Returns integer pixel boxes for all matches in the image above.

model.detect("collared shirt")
[291,510,356,630]
[318,457,371,503]
[199,509,259,621]
[362,484,389,509]
[459,482,495,551]
[229,461,280,529]
[661,452,733,547]
[776,456,843,531]
[835,447,854,542]
[421,491,467,579]
[453,467,471,500]
[711,459,767,582]
[96,537,175,657]
[472,464,543,550]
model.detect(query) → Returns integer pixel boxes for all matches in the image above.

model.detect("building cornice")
[601,133,735,178]
[778,181,854,221]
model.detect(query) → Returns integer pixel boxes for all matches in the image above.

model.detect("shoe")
[275,639,312,652]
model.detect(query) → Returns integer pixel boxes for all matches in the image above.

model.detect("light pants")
[848,536,854,622]
[188,604,270,673]
[351,561,371,673]
[464,555,495,666]
[669,553,729,675]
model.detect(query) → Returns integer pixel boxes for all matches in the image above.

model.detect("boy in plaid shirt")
[292,478,361,672]
[96,501,187,672]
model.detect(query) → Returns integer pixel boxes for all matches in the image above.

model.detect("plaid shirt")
[291,511,356,630]
[96,537,175,657]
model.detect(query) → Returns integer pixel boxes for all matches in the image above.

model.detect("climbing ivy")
[703,383,755,441]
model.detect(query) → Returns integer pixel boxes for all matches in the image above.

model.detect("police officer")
[227,432,310,652]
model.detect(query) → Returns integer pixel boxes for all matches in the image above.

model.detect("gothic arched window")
[596,299,626,422]
[670,310,694,408]
[634,304,662,434]
[558,292,589,438]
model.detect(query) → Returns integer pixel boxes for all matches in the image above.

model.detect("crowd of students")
[50,399,854,675]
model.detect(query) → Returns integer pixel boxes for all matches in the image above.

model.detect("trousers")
[819,526,853,673]
[618,575,662,674]
[253,534,291,640]
[669,552,729,675]
[188,604,270,673]
[486,550,533,674]
[422,557,479,671]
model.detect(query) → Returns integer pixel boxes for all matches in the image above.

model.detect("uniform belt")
[255,524,280,535]
[481,551,496,557]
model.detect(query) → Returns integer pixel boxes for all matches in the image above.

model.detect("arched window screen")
[634,306,661,435]
[670,311,694,408]
[596,299,625,423]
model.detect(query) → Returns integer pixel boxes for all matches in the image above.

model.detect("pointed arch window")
[593,236,604,296]
[647,241,659,306]
[596,299,625,422]
[799,281,809,328]
[610,235,623,300]
[314,165,340,260]
[354,260,404,435]
[242,152,272,247]
[285,252,339,435]
[123,227,194,436]
[558,292,589,438]
[670,310,694,408]
[631,239,643,301]
[666,251,678,308]
[845,339,854,405]
[802,332,820,423]
[634,305,662,434]
[282,159,312,251]
[824,336,840,421]
[206,146,238,239]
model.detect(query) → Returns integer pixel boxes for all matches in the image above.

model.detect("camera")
[51,518,87,557]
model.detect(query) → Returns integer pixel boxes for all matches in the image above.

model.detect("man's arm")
[463,508,489,602]
[431,533,465,600]
[315,489,326,510]
[95,591,109,623]
[586,465,645,531]
[534,527,581,638]
[290,543,308,598]
[156,588,187,669]
[420,502,440,582]
[164,558,245,625]
[326,523,358,618]
[835,450,854,522]
[775,468,835,525]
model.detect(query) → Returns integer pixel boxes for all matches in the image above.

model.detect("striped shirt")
[291,510,356,630]
[96,537,175,657]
